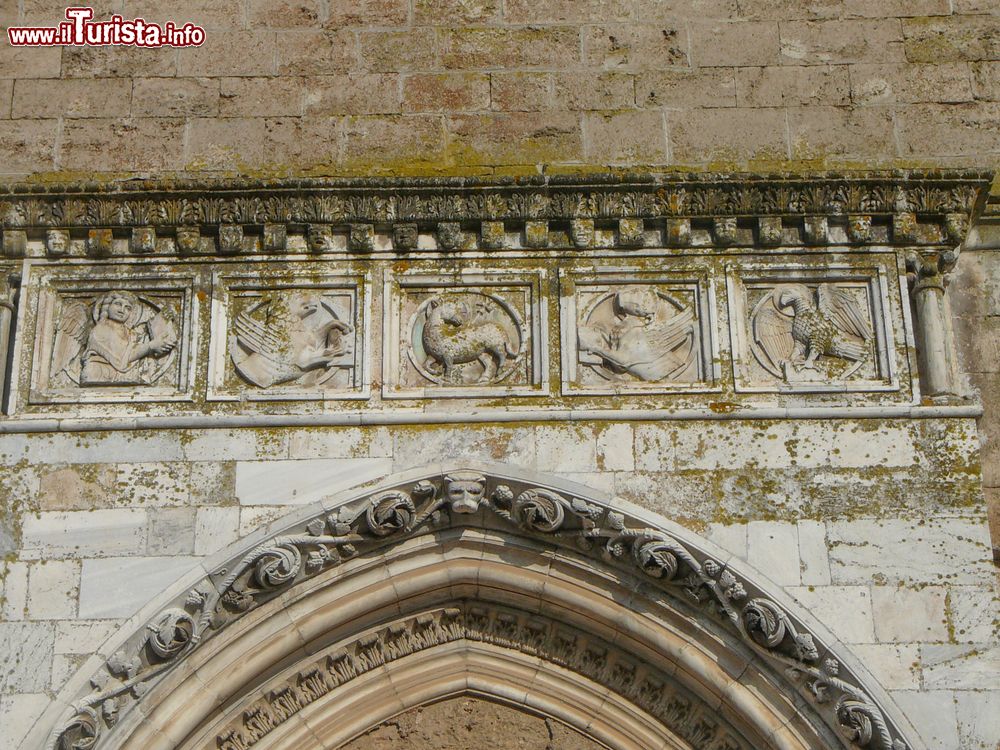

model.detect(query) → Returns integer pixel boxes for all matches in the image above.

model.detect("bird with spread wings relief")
[751,283,873,382]
[231,293,355,389]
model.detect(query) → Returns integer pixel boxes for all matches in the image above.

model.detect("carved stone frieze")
[0,171,988,258]
[46,468,917,750]
[384,271,546,398]
[561,269,718,395]
[18,264,196,405]
[208,269,369,401]
[728,261,901,394]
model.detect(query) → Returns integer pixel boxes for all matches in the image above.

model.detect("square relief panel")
[208,270,371,401]
[18,263,197,407]
[560,269,720,395]
[383,270,547,399]
[727,262,899,393]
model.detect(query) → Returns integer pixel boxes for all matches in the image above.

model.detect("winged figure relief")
[578,286,696,382]
[751,283,873,381]
[50,290,178,387]
[231,293,355,388]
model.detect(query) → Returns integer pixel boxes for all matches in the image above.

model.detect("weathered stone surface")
[787,585,874,644]
[871,585,949,643]
[1,562,28,621]
[552,72,635,110]
[26,561,79,620]
[583,110,668,163]
[447,112,582,164]
[922,644,1000,690]
[670,106,787,162]
[403,73,491,113]
[780,19,905,64]
[828,518,994,586]
[737,65,848,106]
[304,74,400,115]
[639,68,737,108]
[12,79,132,119]
[194,506,241,556]
[0,694,50,749]
[788,105,896,159]
[78,556,200,619]
[21,510,147,560]
[690,21,781,66]
[37,465,117,511]
[489,72,551,111]
[218,77,301,117]
[955,691,1000,750]
[147,508,196,555]
[442,27,578,70]
[61,118,185,172]
[343,696,606,749]
[278,29,357,75]
[902,16,1000,63]
[850,63,975,105]
[235,458,393,505]
[0,622,53,693]
[133,76,220,117]
[891,690,960,750]
[851,643,921,690]
[583,24,689,69]
[748,521,800,586]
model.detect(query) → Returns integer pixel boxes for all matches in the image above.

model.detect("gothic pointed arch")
[39,464,922,750]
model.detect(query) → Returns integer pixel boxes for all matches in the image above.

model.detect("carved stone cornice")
[1,170,991,258]
[48,469,917,750]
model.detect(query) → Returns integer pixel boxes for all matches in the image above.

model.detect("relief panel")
[383,270,547,398]
[727,261,901,394]
[208,270,370,401]
[560,269,720,395]
[17,262,197,407]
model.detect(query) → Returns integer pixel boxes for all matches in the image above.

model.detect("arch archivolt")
[45,466,918,750]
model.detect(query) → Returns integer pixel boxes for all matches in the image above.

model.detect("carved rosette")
[48,474,914,750]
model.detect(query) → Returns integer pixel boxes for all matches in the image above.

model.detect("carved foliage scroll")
[49,470,916,750]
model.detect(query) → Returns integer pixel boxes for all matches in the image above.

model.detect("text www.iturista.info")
[7,6,206,47]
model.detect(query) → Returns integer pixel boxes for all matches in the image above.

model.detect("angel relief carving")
[50,290,179,387]
[578,286,697,383]
[230,292,355,389]
[750,283,874,383]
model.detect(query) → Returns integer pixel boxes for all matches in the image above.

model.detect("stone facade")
[0,2,998,750]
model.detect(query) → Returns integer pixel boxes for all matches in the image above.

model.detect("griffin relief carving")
[50,290,178,387]
[750,283,873,382]
[577,286,697,383]
[230,293,355,389]
[409,292,524,385]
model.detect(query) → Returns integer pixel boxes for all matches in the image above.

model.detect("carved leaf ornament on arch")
[50,470,910,750]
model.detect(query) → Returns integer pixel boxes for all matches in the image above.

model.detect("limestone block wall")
[0,419,997,748]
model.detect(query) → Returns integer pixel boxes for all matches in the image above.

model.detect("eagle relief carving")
[578,286,697,383]
[750,283,874,383]
[50,290,179,387]
[408,292,524,386]
[230,292,355,389]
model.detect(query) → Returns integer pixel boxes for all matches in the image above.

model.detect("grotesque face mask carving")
[444,471,487,514]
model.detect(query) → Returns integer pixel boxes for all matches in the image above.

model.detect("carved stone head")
[443,471,487,514]
[45,229,70,256]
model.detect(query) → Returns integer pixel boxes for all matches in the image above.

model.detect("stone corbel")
[0,270,19,414]
[905,249,960,398]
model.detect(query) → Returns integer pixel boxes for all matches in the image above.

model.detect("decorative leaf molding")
[2,170,991,258]
[51,469,914,750]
